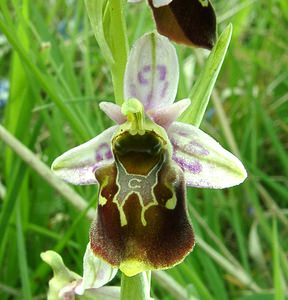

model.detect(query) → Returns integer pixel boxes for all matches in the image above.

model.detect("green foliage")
[0,0,287,299]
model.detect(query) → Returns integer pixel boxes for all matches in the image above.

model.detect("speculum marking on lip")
[113,158,163,226]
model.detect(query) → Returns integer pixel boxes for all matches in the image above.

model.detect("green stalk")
[121,272,151,300]
[84,0,114,65]
[108,0,129,104]
[85,0,128,104]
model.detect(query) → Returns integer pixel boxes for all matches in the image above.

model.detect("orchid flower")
[128,0,217,49]
[41,246,119,300]
[51,32,247,277]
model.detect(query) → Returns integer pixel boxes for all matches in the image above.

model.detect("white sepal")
[51,126,117,185]
[124,32,179,111]
[168,122,247,188]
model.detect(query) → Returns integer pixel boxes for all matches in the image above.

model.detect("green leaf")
[84,0,114,65]
[108,0,129,104]
[273,219,285,300]
[16,206,32,300]
[236,294,274,300]
[180,24,232,127]
[0,18,90,141]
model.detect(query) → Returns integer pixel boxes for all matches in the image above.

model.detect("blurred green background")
[0,0,288,299]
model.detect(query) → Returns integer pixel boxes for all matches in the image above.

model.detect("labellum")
[90,104,195,277]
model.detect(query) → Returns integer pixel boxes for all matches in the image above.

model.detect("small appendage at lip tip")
[121,98,145,135]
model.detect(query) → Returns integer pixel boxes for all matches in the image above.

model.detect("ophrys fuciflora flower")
[52,32,247,278]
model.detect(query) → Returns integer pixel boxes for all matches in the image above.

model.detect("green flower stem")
[84,0,114,65]
[108,0,129,105]
[120,272,151,300]
[85,0,128,104]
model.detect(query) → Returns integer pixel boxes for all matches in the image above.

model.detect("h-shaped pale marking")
[113,158,164,227]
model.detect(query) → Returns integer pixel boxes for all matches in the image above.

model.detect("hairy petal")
[168,122,247,188]
[51,126,117,185]
[147,98,191,129]
[124,32,179,111]
[99,102,126,124]
[76,243,118,295]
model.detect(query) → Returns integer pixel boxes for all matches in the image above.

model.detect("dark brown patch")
[149,0,217,49]
[113,131,166,175]
[90,157,195,271]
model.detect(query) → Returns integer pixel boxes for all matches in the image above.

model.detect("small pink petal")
[99,102,126,124]
[147,98,190,128]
